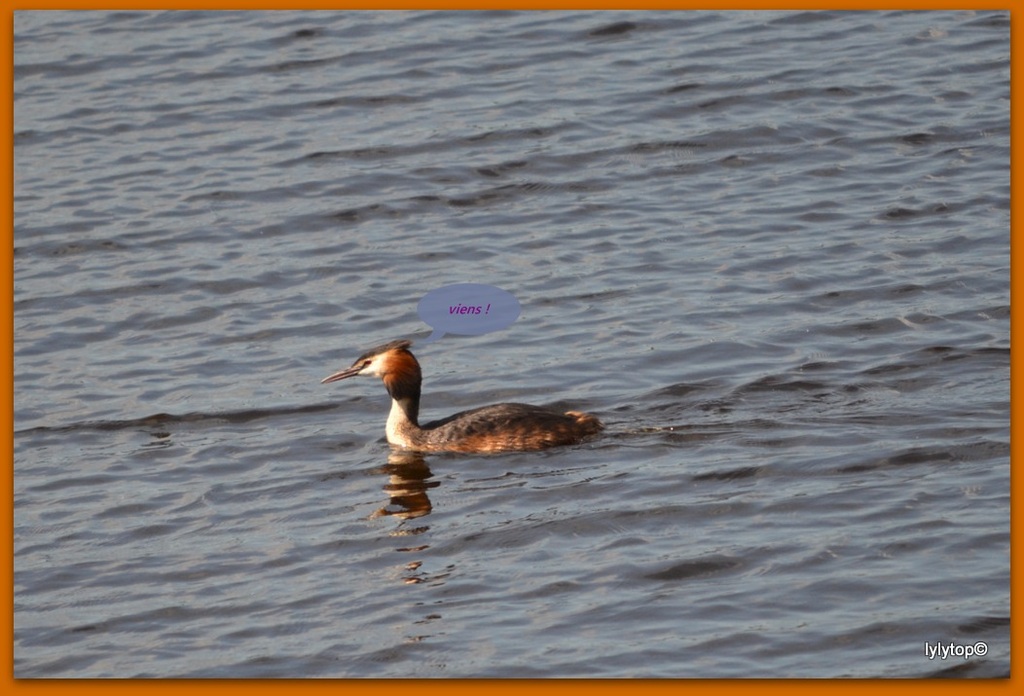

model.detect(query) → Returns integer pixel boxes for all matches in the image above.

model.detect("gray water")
[13,10,1009,678]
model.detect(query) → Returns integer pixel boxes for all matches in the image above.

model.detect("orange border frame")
[3,1,1017,692]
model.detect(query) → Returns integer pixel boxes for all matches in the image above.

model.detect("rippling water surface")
[14,10,1009,677]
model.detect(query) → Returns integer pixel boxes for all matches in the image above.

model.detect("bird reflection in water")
[368,451,442,587]
[370,450,438,522]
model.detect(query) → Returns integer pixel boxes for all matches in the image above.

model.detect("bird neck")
[383,367,422,428]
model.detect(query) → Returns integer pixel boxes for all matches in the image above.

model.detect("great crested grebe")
[321,340,603,453]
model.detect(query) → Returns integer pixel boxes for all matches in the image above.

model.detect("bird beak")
[321,365,362,384]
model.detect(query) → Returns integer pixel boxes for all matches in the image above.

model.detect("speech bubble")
[417,283,521,344]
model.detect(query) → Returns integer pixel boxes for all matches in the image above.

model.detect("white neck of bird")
[385,395,420,444]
